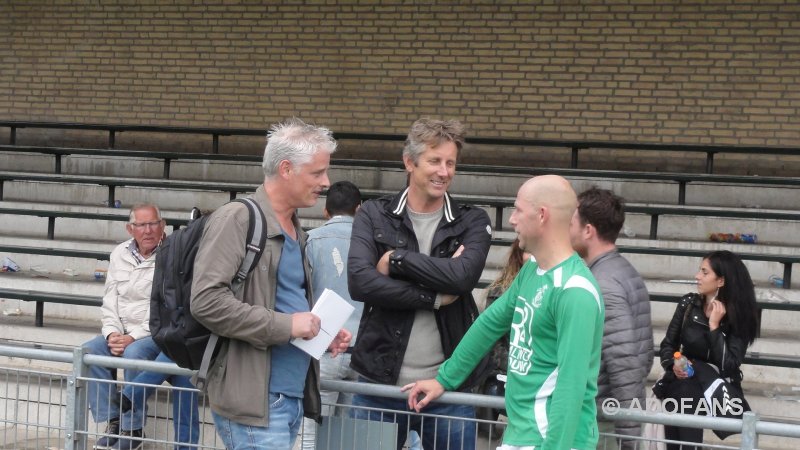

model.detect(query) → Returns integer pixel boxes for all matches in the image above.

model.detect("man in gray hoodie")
[569,187,654,450]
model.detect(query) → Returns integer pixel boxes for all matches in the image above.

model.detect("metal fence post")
[65,347,89,450]
[740,411,759,450]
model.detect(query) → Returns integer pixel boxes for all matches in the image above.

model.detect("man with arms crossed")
[406,175,605,450]
[348,118,492,450]
[570,187,653,450]
[190,118,351,450]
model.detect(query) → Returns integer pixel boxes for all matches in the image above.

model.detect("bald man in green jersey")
[405,175,605,450]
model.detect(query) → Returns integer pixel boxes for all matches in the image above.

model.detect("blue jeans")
[121,353,200,450]
[351,388,477,450]
[212,393,303,450]
[83,335,161,431]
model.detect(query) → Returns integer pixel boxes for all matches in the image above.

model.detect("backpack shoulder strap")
[231,197,268,291]
[197,197,268,390]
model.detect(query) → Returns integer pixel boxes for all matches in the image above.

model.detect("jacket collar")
[388,187,459,223]
[124,238,158,264]
[253,184,307,244]
[588,248,620,270]
[324,215,355,226]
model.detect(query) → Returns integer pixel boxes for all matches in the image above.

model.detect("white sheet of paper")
[290,288,355,360]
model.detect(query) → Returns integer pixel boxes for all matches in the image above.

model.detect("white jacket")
[100,239,156,340]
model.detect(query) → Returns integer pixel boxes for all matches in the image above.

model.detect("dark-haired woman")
[658,250,759,450]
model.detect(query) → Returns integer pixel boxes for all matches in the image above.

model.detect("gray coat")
[589,249,654,447]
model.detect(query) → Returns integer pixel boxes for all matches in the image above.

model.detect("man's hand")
[328,328,353,357]
[376,250,395,276]
[439,294,459,307]
[291,312,321,340]
[672,362,692,379]
[402,379,445,412]
[106,332,135,356]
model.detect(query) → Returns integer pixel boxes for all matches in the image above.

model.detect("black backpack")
[150,198,267,388]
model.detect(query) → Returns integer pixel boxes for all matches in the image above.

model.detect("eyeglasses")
[129,221,163,230]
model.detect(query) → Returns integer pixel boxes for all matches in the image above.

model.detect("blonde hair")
[488,238,527,292]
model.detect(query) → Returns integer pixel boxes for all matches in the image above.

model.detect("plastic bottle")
[709,232,758,244]
[739,233,757,244]
[769,275,784,288]
[94,269,107,281]
[673,351,694,377]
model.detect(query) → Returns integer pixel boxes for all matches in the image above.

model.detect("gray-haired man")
[191,118,351,450]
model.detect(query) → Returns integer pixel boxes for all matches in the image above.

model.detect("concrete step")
[623,205,800,247]
[0,151,408,195]
[7,149,800,209]
[0,315,98,352]
[607,238,799,289]
[0,287,103,324]
[4,166,800,247]
[0,234,116,277]
[1,179,235,216]
[0,197,328,241]
[23,192,789,254]
[7,152,800,218]
[0,267,105,323]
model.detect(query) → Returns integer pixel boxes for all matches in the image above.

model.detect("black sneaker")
[110,428,144,450]
[93,418,120,449]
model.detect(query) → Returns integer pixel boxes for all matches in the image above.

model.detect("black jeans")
[662,377,704,450]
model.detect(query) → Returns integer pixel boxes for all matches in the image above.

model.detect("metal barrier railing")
[1,344,800,449]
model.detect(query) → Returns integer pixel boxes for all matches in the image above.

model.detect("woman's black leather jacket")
[658,293,746,382]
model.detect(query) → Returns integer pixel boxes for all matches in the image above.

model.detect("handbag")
[690,359,751,439]
[651,371,675,400]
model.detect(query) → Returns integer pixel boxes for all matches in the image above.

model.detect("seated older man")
[83,203,165,450]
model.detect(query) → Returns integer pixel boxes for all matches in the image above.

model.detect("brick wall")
[1,1,798,160]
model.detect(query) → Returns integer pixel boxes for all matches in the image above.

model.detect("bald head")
[519,175,577,226]
[510,175,578,268]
